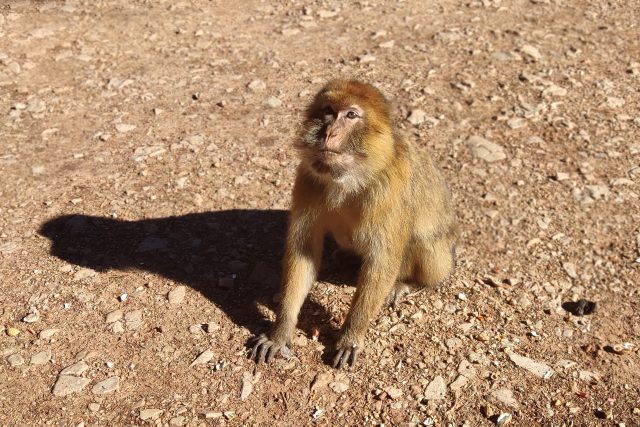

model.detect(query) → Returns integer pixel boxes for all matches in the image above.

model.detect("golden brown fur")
[251,80,457,368]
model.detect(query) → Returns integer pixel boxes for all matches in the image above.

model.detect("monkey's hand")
[332,336,362,369]
[249,333,289,364]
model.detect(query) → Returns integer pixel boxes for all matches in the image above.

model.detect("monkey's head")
[298,80,395,185]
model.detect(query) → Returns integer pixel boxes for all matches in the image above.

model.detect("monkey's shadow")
[39,210,359,352]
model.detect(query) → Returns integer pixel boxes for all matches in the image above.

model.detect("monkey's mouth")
[319,148,342,156]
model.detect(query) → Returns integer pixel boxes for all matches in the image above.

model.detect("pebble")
[562,262,578,279]
[265,96,282,108]
[7,353,24,367]
[39,328,59,339]
[329,381,349,394]
[125,310,143,330]
[52,375,91,396]
[115,123,136,133]
[30,350,52,365]
[520,44,542,60]
[105,310,123,323]
[139,409,163,421]
[60,360,89,376]
[384,386,403,399]
[23,313,39,323]
[241,371,259,400]
[466,135,507,162]
[247,79,266,92]
[424,376,446,400]
[169,416,185,426]
[89,403,100,412]
[507,351,554,379]
[543,85,567,97]
[496,412,512,426]
[407,109,427,125]
[74,268,97,280]
[168,286,186,304]
[190,349,214,367]
[6,327,20,337]
[507,117,527,129]
[92,376,119,395]
[491,389,519,408]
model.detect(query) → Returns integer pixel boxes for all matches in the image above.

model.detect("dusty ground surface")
[1,0,639,425]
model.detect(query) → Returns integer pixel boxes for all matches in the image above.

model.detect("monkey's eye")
[346,111,359,119]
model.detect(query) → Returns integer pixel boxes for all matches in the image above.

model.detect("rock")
[92,376,119,395]
[52,375,91,396]
[39,329,59,339]
[520,44,542,60]
[449,375,468,391]
[169,416,185,426]
[384,386,403,399]
[139,409,163,421]
[265,96,282,108]
[604,97,625,108]
[60,360,89,376]
[507,117,527,129]
[562,262,578,279]
[491,389,519,408]
[585,185,610,200]
[543,85,567,97]
[424,376,447,400]
[241,371,260,400]
[105,310,123,323]
[247,79,266,92]
[329,381,349,393]
[168,286,186,304]
[496,412,512,426]
[507,351,554,379]
[125,310,143,330]
[131,145,166,162]
[74,268,97,280]
[23,313,39,323]
[115,123,136,133]
[190,349,214,367]
[310,372,333,392]
[7,353,24,367]
[466,135,507,162]
[30,350,52,365]
[6,327,20,337]
[89,403,100,412]
[111,321,125,333]
[358,53,376,63]
[407,109,427,125]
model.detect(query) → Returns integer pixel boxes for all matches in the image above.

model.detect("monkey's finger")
[250,336,268,360]
[265,345,278,363]
[349,347,360,366]
[334,349,351,369]
[332,350,344,368]
[257,342,272,364]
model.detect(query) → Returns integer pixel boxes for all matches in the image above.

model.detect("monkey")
[250,80,458,368]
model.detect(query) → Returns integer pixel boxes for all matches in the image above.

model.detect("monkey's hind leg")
[408,234,455,288]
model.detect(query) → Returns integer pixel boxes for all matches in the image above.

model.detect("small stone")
[424,376,446,400]
[168,286,186,304]
[52,375,91,396]
[23,313,39,323]
[89,403,100,412]
[74,268,97,280]
[169,416,185,426]
[543,85,567,97]
[92,376,119,395]
[204,412,223,419]
[562,299,597,316]
[466,135,507,162]
[30,350,52,365]
[115,123,136,133]
[6,327,20,337]
[496,412,512,426]
[507,117,527,129]
[407,109,427,125]
[611,342,635,355]
[491,389,518,408]
[475,332,491,342]
[507,351,554,379]
[60,360,89,376]
[125,310,143,330]
[190,349,214,367]
[7,353,24,367]
[118,293,128,302]
[139,409,163,421]
[240,371,258,400]
[585,185,610,200]
[384,386,403,399]
[111,321,125,334]
[247,79,266,92]
[562,262,578,279]
[105,310,123,323]
[520,44,542,60]
[39,329,59,339]
[265,96,282,108]
[449,375,468,391]
[358,53,376,63]
[329,382,349,394]
[604,97,625,108]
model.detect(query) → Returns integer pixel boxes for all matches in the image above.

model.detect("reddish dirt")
[1,0,639,426]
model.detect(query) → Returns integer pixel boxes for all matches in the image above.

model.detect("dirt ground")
[1,0,639,425]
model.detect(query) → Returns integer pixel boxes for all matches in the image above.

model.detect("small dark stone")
[562,299,597,316]
[594,409,607,419]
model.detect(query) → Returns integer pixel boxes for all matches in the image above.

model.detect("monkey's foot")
[384,283,411,308]
[332,342,361,369]
[249,333,287,364]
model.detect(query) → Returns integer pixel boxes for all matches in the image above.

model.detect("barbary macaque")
[251,80,458,368]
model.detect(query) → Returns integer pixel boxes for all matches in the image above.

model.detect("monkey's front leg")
[333,254,402,368]
[250,225,323,364]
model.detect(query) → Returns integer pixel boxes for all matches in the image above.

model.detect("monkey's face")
[299,80,393,183]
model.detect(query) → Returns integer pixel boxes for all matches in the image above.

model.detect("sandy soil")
[1,0,639,426]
